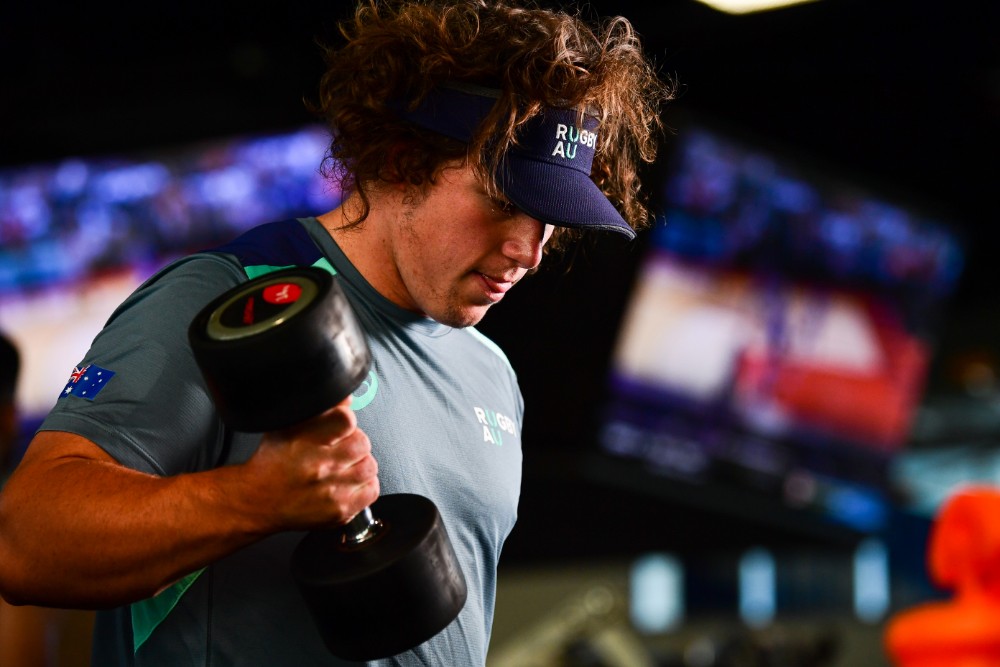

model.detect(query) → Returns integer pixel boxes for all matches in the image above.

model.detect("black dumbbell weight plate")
[291,493,468,660]
[188,267,371,432]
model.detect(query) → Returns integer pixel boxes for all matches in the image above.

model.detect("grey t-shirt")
[39,217,524,666]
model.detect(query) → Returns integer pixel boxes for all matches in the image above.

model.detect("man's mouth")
[476,271,516,299]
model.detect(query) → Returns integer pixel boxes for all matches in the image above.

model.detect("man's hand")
[243,396,380,532]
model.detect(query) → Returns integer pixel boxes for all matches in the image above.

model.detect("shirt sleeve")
[38,253,248,476]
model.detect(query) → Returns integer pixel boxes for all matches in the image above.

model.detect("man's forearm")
[0,432,272,608]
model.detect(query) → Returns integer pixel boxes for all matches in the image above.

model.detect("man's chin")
[431,303,491,328]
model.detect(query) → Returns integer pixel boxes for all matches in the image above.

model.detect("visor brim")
[500,154,636,240]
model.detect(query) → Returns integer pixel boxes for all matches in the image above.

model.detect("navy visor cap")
[393,82,635,240]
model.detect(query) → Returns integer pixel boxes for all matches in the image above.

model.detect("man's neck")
[316,197,416,313]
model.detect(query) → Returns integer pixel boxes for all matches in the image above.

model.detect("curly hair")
[310,0,674,254]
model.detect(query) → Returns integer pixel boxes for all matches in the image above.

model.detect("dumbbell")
[188,266,468,660]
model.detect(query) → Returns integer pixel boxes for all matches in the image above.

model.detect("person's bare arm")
[0,399,378,609]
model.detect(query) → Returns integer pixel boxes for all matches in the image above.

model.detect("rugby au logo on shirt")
[473,406,517,446]
[59,363,116,401]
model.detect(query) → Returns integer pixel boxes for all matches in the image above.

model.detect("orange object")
[884,486,1000,666]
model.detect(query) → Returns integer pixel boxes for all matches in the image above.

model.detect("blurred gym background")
[1,1,997,665]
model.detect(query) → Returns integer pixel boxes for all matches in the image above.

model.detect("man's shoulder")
[203,218,321,272]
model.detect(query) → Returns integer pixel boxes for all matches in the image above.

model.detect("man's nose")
[502,215,551,270]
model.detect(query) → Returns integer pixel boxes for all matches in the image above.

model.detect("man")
[0,1,672,664]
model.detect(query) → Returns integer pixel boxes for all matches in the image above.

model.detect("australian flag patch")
[59,364,115,401]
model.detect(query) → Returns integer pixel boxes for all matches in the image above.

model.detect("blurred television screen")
[0,125,339,420]
[599,122,964,534]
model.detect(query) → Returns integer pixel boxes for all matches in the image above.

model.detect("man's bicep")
[16,430,120,470]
